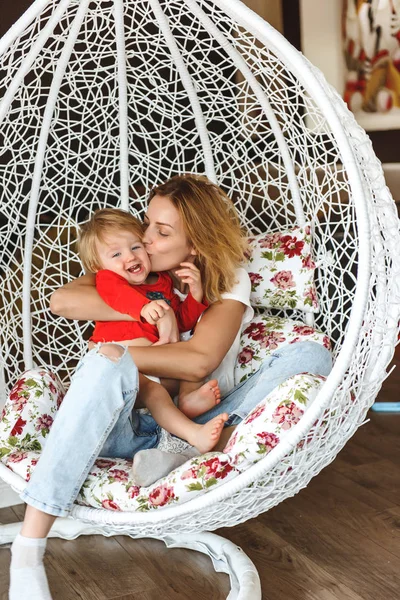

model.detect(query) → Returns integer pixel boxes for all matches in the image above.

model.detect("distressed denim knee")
[93,342,127,363]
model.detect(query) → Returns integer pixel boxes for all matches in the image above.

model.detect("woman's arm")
[50,274,134,322]
[128,299,245,381]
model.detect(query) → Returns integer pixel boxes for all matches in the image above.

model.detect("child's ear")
[189,247,197,256]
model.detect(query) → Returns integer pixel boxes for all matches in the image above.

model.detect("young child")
[77,208,228,454]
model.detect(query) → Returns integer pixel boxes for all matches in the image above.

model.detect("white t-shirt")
[175,267,254,396]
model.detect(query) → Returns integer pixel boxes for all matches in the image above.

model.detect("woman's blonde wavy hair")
[149,174,248,303]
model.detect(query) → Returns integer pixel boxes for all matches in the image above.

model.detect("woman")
[9,175,332,600]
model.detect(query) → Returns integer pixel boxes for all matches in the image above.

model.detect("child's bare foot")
[188,413,229,454]
[179,379,221,418]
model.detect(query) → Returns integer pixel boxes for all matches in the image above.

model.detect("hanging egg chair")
[1,1,399,597]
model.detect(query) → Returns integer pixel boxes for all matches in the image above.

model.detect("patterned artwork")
[343,0,400,129]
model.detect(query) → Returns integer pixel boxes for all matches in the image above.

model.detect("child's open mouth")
[127,264,143,274]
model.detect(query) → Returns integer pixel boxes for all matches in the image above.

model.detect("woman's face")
[142,194,196,272]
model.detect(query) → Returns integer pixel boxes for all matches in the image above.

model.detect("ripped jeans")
[20,341,332,517]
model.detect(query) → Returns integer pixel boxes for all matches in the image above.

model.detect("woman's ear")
[184,249,197,264]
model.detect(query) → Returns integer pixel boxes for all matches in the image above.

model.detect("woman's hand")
[140,299,170,325]
[175,262,204,303]
[153,309,179,346]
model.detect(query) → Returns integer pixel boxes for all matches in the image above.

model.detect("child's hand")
[140,300,170,325]
[153,309,179,345]
[175,262,204,303]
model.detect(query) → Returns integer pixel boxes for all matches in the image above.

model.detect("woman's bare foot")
[187,413,229,454]
[179,379,221,418]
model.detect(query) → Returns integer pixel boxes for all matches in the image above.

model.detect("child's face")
[96,229,151,285]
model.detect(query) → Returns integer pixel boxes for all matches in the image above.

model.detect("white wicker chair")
[1,1,400,597]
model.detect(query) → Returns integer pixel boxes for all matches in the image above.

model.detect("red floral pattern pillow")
[224,372,326,472]
[0,369,65,462]
[245,225,319,312]
[235,315,331,384]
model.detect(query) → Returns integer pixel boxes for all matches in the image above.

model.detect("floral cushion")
[224,373,325,472]
[4,443,238,512]
[0,335,326,512]
[0,369,65,461]
[235,315,331,385]
[245,225,319,312]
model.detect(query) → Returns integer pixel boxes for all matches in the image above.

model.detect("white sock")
[131,447,199,487]
[9,533,52,600]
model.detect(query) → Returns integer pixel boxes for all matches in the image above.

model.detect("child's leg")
[138,374,228,454]
[160,377,179,397]
[178,379,221,418]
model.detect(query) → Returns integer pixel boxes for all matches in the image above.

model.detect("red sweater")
[91,270,208,343]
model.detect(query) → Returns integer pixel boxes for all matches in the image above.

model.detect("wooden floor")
[1,354,399,599]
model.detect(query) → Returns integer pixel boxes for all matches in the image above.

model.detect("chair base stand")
[0,519,261,599]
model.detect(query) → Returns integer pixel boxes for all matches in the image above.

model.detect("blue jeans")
[20,341,332,517]
[194,341,332,426]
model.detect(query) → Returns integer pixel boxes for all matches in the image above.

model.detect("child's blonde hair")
[78,208,143,273]
[149,174,248,302]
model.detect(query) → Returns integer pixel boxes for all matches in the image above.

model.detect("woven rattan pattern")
[0,0,399,531]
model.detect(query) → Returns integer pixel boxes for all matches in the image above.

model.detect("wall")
[300,0,345,94]
[299,0,400,200]
[242,0,284,33]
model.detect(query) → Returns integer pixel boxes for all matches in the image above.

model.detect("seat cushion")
[0,362,326,512]
[225,372,325,472]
